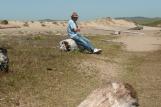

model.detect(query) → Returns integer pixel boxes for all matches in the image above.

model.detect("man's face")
[73,17,78,21]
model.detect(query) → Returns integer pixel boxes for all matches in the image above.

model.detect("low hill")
[116,17,161,27]
[143,20,161,27]
[80,17,135,28]
[39,19,67,22]
[0,18,136,30]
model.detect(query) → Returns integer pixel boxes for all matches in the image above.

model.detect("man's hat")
[71,12,79,18]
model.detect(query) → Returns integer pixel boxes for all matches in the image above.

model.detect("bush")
[30,21,34,23]
[41,23,46,27]
[23,22,29,27]
[52,21,58,25]
[0,20,8,25]
[40,21,46,27]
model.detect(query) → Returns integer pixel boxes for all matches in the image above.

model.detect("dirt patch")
[77,57,120,85]
[113,31,161,52]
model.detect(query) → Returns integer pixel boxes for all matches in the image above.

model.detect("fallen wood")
[0,25,21,29]
[95,28,144,35]
[122,31,144,35]
[101,39,124,45]
[128,25,143,30]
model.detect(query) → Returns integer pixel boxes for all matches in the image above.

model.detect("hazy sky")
[0,0,161,20]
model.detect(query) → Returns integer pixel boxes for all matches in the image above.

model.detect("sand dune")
[0,17,136,30]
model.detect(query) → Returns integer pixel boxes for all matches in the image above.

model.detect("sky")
[0,0,161,20]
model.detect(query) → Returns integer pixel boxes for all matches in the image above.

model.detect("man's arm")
[74,28,80,32]
[70,21,80,32]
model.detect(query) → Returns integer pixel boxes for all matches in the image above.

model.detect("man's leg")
[72,34,95,53]
[77,34,102,54]
[79,35,95,49]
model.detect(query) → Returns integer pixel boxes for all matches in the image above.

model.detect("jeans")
[72,34,95,52]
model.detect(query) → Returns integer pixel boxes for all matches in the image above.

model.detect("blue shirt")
[67,19,78,38]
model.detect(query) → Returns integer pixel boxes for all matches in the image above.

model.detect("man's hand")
[76,28,80,32]
[73,27,80,32]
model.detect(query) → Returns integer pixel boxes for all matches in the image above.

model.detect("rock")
[0,48,9,72]
[78,82,139,107]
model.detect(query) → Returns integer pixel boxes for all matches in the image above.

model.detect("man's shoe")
[93,48,102,54]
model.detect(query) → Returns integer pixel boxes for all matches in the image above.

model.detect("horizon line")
[1,16,161,21]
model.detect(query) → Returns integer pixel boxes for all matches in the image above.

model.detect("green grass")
[120,51,161,107]
[118,17,161,27]
[1,31,161,107]
[120,53,145,83]
[88,35,123,58]
[143,20,161,27]
[133,19,161,27]
[133,19,161,25]
[0,34,94,107]
[0,34,122,107]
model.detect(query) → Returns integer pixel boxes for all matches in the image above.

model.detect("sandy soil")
[113,31,161,52]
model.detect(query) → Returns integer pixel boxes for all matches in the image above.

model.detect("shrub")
[30,21,34,23]
[23,22,29,27]
[40,21,46,27]
[41,23,46,27]
[0,20,9,25]
[52,21,58,25]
